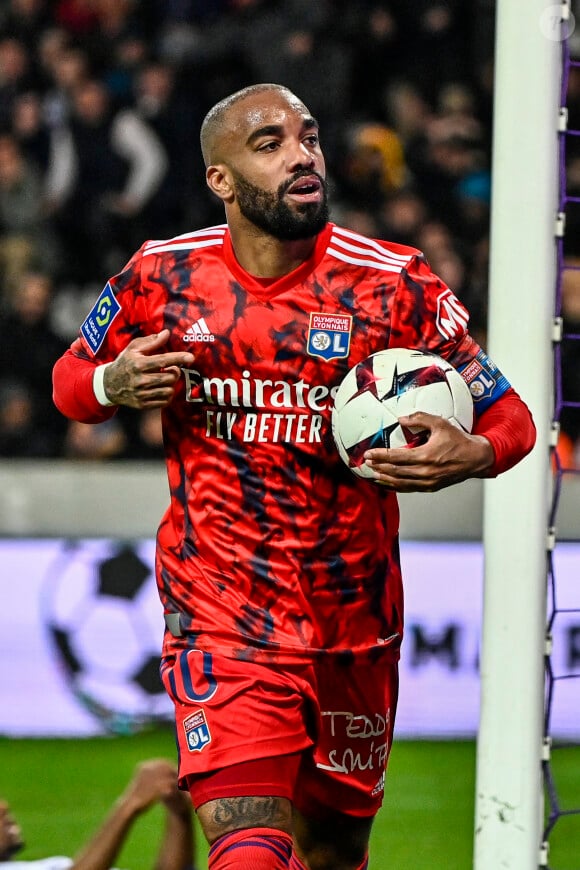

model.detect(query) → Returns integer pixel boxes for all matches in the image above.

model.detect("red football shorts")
[161,648,399,817]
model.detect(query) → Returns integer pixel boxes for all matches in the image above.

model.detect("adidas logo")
[371,773,385,797]
[184,317,215,343]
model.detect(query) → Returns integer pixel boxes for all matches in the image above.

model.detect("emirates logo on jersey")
[180,367,339,445]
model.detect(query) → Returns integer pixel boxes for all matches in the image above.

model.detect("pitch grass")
[0,729,578,869]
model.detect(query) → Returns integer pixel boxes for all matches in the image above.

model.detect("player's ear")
[206,164,234,203]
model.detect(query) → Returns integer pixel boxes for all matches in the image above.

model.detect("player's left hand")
[363,411,495,492]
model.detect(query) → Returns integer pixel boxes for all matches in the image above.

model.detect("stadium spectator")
[0,758,196,869]
[346,3,405,121]
[53,0,98,39]
[333,121,407,213]
[46,77,168,282]
[40,44,91,127]
[0,133,61,296]
[0,0,52,55]
[395,1,471,99]
[378,188,428,246]
[0,270,67,455]
[120,406,165,461]
[133,60,204,236]
[405,107,488,240]
[383,79,432,146]
[36,26,69,80]
[10,89,78,235]
[83,0,150,102]
[11,91,50,173]
[0,378,35,456]
[0,36,37,129]
[62,417,128,460]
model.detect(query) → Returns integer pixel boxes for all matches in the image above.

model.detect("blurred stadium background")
[0,0,579,867]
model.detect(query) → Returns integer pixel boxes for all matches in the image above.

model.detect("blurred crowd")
[0,0,578,465]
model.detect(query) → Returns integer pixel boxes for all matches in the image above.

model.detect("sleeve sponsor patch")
[81,283,121,356]
[436,289,469,340]
[456,348,511,414]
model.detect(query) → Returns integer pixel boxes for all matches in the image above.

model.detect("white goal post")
[474,0,561,867]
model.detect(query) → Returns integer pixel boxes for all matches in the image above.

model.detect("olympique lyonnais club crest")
[307,312,352,361]
[184,709,212,752]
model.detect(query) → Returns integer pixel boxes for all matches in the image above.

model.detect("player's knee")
[292,809,372,870]
[208,827,293,869]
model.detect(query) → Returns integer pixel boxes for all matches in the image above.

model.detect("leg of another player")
[197,795,294,869]
[291,808,373,870]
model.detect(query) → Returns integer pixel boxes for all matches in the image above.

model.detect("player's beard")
[232,170,329,240]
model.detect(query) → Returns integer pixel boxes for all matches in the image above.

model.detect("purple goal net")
[542,21,580,869]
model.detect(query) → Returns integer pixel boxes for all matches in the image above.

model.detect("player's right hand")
[363,411,494,492]
[103,329,194,409]
[119,759,181,814]
[0,801,24,860]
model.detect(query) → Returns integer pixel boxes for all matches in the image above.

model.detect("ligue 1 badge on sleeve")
[307,312,352,361]
[81,282,121,355]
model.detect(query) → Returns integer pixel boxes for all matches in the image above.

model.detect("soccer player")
[0,759,195,869]
[52,84,536,870]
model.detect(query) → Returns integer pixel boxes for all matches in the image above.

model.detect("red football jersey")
[53,223,501,664]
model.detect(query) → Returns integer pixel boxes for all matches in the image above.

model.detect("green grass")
[0,731,578,869]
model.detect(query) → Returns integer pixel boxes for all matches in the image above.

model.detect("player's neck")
[228,222,317,279]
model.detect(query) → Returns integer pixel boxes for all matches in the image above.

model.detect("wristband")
[93,363,115,406]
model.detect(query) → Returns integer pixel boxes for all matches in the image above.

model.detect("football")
[42,540,172,734]
[331,348,474,480]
